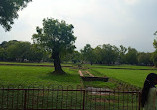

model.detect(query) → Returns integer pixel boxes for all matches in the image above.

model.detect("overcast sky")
[0,0,157,52]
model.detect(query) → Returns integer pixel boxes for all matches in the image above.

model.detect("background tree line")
[0,40,155,66]
[0,40,51,62]
[65,44,153,66]
[0,0,157,67]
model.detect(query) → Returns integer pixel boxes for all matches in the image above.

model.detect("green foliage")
[32,18,76,54]
[32,18,76,73]
[0,40,47,62]
[119,45,127,64]
[0,39,154,66]
[7,41,31,61]
[81,44,95,65]
[93,45,102,63]
[138,52,153,66]
[152,50,157,67]
[0,0,32,31]
[27,44,46,62]
[101,44,119,65]
[125,47,138,64]
[152,31,157,67]
[63,50,81,63]
[0,47,6,61]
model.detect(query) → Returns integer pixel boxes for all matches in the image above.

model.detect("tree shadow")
[38,71,81,84]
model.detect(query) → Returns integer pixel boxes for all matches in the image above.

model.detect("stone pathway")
[78,70,95,77]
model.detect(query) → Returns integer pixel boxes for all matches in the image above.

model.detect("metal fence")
[0,85,141,110]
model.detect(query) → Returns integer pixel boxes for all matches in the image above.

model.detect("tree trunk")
[52,52,65,74]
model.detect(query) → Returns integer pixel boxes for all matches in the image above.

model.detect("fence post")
[82,90,85,110]
[138,92,141,110]
[24,90,27,110]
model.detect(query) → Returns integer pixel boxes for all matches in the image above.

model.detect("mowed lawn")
[90,67,157,88]
[0,61,72,66]
[87,64,156,69]
[0,65,81,87]
[1,63,157,88]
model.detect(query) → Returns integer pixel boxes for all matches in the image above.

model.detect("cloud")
[124,0,140,4]
[1,0,157,52]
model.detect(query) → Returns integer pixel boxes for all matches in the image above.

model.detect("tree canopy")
[0,0,32,31]
[81,44,95,65]
[0,40,47,62]
[32,18,76,74]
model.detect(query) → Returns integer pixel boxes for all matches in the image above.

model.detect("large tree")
[0,0,32,31]
[32,18,76,74]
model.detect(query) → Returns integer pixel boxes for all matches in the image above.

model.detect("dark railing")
[0,85,141,110]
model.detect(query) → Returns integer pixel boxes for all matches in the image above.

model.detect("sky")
[1,0,157,52]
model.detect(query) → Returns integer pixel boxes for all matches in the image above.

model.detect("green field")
[0,63,143,109]
[0,62,72,66]
[0,65,81,87]
[0,62,156,88]
[86,64,156,69]
[87,65,157,88]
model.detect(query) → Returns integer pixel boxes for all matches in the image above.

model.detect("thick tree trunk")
[52,52,65,74]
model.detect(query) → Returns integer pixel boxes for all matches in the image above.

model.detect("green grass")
[0,61,72,66]
[83,81,116,88]
[78,64,157,89]
[86,64,156,69]
[1,62,156,88]
[0,65,81,87]
[89,68,157,88]
[0,63,141,109]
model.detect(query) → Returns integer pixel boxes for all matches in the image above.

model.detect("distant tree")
[0,40,49,62]
[61,53,72,63]
[93,46,103,64]
[6,41,31,62]
[0,41,8,48]
[0,0,32,31]
[101,44,119,65]
[152,50,157,67]
[138,52,153,66]
[81,44,95,65]
[152,31,157,66]
[119,45,127,64]
[61,50,81,64]
[0,47,6,61]
[71,51,81,64]
[32,18,76,74]
[125,47,138,65]
[27,44,45,62]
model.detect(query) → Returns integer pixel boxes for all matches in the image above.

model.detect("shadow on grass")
[38,71,81,85]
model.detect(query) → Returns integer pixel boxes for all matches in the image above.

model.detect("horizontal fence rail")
[0,86,141,110]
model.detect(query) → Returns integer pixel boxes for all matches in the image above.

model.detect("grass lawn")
[0,65,81,88]
[89,68,157,88]
[1,62,157,88]
[86,64,156,70]
[0,61,72,66]
[83,81,117,88]
[0,63,142,109]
